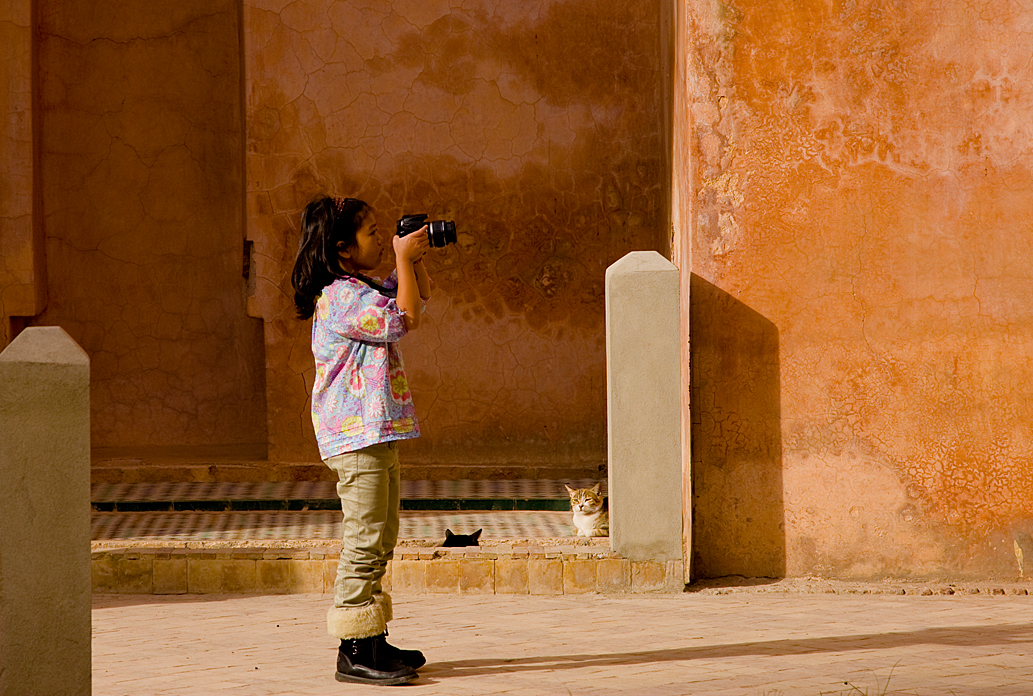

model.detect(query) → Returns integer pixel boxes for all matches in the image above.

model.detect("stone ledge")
[91,449,605,484]
[90,537,612,551]
[90,465,606,485]
[91,547,684,595]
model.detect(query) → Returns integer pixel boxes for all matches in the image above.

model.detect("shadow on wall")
[690,275,784,578]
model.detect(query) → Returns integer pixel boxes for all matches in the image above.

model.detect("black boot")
[376,630,426,669]
[336,636,417,685]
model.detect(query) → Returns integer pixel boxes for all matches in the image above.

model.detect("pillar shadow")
[689,275,784,579]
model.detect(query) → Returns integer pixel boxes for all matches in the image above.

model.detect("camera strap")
[340,272,396,298]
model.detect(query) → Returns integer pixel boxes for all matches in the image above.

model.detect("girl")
[292,196,431,686]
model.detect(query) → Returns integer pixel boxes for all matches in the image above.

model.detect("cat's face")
[565,483,604,514]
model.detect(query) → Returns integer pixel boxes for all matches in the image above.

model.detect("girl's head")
[291,196,371,319]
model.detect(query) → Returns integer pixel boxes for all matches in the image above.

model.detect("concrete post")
[0,327,91,696]
[605,252,683,562]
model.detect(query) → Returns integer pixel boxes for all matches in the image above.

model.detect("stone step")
[90,545,684,596]
[87,504,666,597]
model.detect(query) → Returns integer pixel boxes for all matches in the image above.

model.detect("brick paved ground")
[93,590,1033,695]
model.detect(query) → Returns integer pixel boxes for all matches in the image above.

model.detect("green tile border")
[92,498,572,512]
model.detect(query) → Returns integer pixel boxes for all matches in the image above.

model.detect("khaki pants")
[323,441,400,639]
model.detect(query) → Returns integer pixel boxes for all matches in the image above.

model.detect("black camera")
[396,214,457,248]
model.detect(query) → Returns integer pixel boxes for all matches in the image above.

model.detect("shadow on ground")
[684,575,783,592]
[424,623,1033,677]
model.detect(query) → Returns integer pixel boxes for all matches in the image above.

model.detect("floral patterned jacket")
[311,271,420,458]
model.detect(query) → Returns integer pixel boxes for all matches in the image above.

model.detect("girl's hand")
[393,226,429,263]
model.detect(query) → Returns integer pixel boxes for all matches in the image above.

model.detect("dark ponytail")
[291,196,369,319]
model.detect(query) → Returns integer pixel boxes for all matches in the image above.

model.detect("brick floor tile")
[187,558,222,593]
[426,560,460,593]
[287,559,322,594]
[495,558,529,594]
[595,558,631,593]
[392,558,426,594]
[459,559,495,594]
[221,560,258,593]
[93,593,1033,695]
[154,558,188,594]
[528,559,563,595]
[630,561,666,592]
[92,554,118,593]
[322,558,337,593]
[563,559,597,594]
[256,560,289,594]
[117,556,153,594]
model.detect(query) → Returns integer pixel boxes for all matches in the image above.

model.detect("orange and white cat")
[564,483,609,537]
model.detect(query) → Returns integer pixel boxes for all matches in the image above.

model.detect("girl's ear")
[336,240,351,258]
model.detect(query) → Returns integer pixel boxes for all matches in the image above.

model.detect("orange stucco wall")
[244,0,666,469]
[1,0,663,472]
[680,0,1033,579]
[7,0,1031,580]
[0,0,43,346]
[24,1,267,449]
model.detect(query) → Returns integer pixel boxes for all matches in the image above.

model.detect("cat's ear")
[471,529,482,542]
[591,483,601,494]
[564,484,574,494]
[445,529,454,538]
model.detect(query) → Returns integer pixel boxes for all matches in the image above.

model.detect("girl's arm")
[414,259,432,300]
[393,227,429,330]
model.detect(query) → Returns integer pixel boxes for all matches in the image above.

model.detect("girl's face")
[338,211,383,273]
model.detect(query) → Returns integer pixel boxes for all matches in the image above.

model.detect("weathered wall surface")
[683,0,1033,579]
[0,0,43,346]
[29,1,267,449]
[245,0,665,468]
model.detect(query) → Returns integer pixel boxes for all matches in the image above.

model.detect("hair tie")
[331,197,348,215]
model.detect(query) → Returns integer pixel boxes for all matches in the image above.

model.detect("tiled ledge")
[91,452,605,485]
[91,546,685,596]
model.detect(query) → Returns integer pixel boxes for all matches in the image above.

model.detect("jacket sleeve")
[321,279,409,343]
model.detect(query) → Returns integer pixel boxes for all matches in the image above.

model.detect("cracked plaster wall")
[0,0,43,346]
[684,0,1033,579]
[23,1,268,449]
[244,0,665,468]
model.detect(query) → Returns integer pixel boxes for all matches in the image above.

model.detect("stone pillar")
[0,327,91,696]
[605,252,683,562]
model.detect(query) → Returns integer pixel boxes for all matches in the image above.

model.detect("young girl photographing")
[292,196,431,686]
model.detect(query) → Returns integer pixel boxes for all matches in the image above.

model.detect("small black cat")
[441,528,482,547]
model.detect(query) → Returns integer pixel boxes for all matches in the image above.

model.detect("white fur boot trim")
[326,601,386,640]
[374,592,393,623]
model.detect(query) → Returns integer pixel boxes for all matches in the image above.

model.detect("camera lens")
[428,220,457,248]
